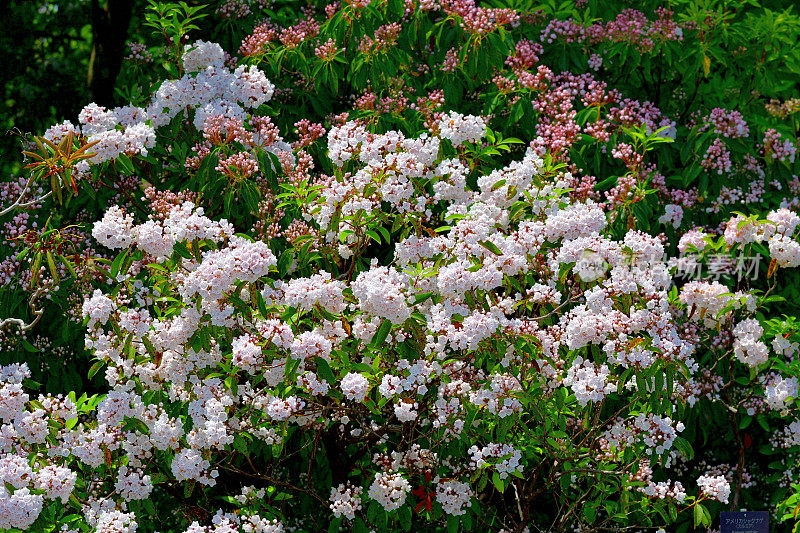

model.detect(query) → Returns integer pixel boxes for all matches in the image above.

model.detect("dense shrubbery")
[2,0,800,531]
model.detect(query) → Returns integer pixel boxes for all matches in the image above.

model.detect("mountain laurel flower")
[563,357,617,406]
[697,474,730,504]
[468,443,523,479]
[733,319,769,368]
[394,400,419,422]
[436,480,472,516]
[115,465,154,501]
[544,201,607,241]
[764,375,799,410]
[352,266,411,324]
[183,40,226,72]
[93,510,138,533]
[437,111,487,147]
[35,465,77,503]
[329,483,363,519]
[0,382,28,421]
[282,272,347,314]
[723,214,767,246]
[232,334,264,373]
[0,487,44,530]
[767,208,800,237]
[367,472,411,511]
[769,234,800,268]
[677,229,708,253]
[341,372,370,402]
[18,28,800,531]
[658,203,684,228]
[82,289,116,328]
[171,448,218,486]
[92,206,135,249]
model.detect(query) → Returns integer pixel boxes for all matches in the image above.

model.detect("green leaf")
[478,240,503,256]
[278,250,293,278]
[673,436,693,460]
[58,254,77,278]
[315,357,336,383]
[367,501,381,523]
[399,505,412,531]
[110,249,130,278]
[447,514,460,533]
[45,251,58,281]
[492,471,505,493]
[352,517,368,533]
[88,360,105,378]
[21,339,39,353]
[172,241,193,260]
[116,153,136,175]
[693,503,711,528]
[595,175,618,191]
[370,319,392,348]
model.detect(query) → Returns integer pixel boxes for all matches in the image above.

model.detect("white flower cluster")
[394,400,419,422]
[232,334,264,373]
[468,443,523,479]
[604,414,685,456]
[264,395,305,421]
[0,454,33,491]
[115,465,153,501]
[768,208,800,236]
[82,289,116,328]
[544,201,607,241]
[640,479,687,502]
[563,357,617,406]
[723,214,769,246]
[92,200,234,257]
[290,331,332,361]
[341,372,370,402]
[367,472,411,511]
[677,229,708,253]
[35,465,77,503]
[184,237,277,300]
[468,373,523,418]
[680,281,755,327]
[658,203,684,228]
[773,335,800,357]
[436,480,472,515]
[44,39,274,168]
[733,318,768,367]
[438,111,487,147]
[92,206,136,249]
[352,266,412,324]
[696,474,730,504]
[0,380,29,422]
[62,103,157,164]
[94,510,138,533]
[0,486,43,530]
[476,149,543,208]
[69,424,121,468]
[183,40,226,73]
[281,272,347,315]
[769,234,800,268]
[329,482,363,519]
[171,448,218,486]
[764,374,799,410]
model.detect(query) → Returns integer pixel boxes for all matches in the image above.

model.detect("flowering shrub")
[2,0,800,532]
